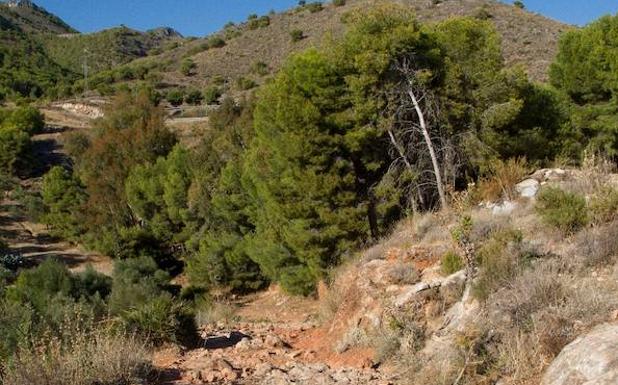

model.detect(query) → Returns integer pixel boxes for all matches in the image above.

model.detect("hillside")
[36,26,184,74]
[118,0,569,96]
[0,0,75,34]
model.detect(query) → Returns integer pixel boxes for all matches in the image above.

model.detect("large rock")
[515,178,540,198]
[542,323,618,385]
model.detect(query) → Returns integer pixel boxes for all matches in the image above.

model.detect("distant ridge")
[0,0,76,34]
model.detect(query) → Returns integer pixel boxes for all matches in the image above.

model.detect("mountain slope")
[0,0,76,34]
[120,0,570,96]
[37,26,184,74]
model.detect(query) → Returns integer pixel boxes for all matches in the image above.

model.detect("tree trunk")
[407,88,448,209]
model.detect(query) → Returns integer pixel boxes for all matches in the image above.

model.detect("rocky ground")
[153,288,396,385]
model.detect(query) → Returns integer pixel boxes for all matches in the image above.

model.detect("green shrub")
[120,294,196,345]
[207,35,226,48]
[203,86,222,104]
[536,187,588,234]
[333,0,346,6]
[290,29,304,42]
[248,15,270,29]
[180,58,196,76]
[3,106,45,135]
[252,61,270,76]
[166,88,185,106]
[110,256,197,345]
[184,89,204,105]
[473,229,536,300]
[441,251,463,275]
[108,256,169,314]
[306,2,324,12]
[236,77,257,90]
[7,259,74,314]
[513,0,525,9]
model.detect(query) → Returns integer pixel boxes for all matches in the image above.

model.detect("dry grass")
[572,221,618,267]
[386,262,420,285]
[2,326,151,385]
[195,299,237,327]
[474,158,530,203]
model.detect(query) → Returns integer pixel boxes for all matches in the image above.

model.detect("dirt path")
[0,107,113,274]
[153,288,395,385]
[0,198,112,274]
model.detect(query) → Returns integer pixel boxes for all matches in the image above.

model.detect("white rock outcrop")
[541,323,618,385]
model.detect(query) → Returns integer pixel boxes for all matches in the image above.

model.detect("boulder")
[491,200,518,216]
[515,178,540,198]
[542,323,618,385]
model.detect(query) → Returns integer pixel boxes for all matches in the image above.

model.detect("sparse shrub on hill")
[333,0,346,6]
[473,228,536,300]
[441,251,463,275]
[236,76,256,90]
[589,186,618,224]
[248,14,270,30]
[185,88,204,105]
[290,29,304,42]
[535,187,588,235]
[203,85,222,104]
[166,88,185,106]
[252,61,270,76]
[180,58,197,76]
[207,35,226,48]
[513,1,525,9]
[306,2,324,13]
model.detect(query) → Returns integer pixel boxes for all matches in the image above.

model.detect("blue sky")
[35,0,618,36]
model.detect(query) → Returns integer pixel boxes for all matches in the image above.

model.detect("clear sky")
[34,0,618,37]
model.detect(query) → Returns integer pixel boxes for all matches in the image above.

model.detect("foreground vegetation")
[1,3,618,383]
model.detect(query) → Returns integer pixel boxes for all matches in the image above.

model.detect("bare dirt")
[153,287,395,385]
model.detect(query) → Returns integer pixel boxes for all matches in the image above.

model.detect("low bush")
[110,256,198,345]
[333,0,346,6]
[474,157,529,203]
[236,77,257,90]
[120,294,196,346]
[306,2,324,12]
[589,186,618,224]
[207,35,226,48]
[252,61,270,76]
[387,262,419,285]
[180,58,196,76]
[290,29,304,42]
[535,187,588,234]
[166,88,185,107]
[203,86,222,104]
[185,88,204,105]
[473,228,537,300]
[441,251,463,275]
[248,15,270,29]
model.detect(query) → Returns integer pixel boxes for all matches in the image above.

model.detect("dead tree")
[383,58,454,212]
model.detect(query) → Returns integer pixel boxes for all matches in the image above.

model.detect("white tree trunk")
[407,88,448,209]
